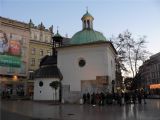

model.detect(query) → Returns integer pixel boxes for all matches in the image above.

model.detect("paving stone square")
[1,99,160,120]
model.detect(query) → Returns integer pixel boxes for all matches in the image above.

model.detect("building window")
[31,48,36,55]
[10,33,12,39]
[40,32,43,42]
[31,32,34,39]
[31,58,35,66]
[47,50,51,55]
[45,36,50,43]
[40,49,43,56]
[79,59,86,67]
[38,59,41,66]
[50,39,52,43]
[29,71,34,80]
[48,36,51,43]
[21,36,26,45]
[39,81,43,87]
[34,33,37,40]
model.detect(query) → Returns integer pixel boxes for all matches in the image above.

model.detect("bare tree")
[111,30,150,77]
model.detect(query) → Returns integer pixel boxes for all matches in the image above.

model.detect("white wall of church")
[33,78,59,100]
[105,46,116,90]
[57,44,116,92]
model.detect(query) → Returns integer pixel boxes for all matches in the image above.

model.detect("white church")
[33,11,117,103]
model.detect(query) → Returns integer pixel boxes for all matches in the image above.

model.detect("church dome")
[70,29,106,44]
[70,10,107,45]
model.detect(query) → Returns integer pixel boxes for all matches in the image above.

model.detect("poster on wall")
[8,40,21,56]
[0,30,21,67]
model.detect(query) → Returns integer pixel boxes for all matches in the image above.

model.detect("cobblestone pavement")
[1,99,160,120]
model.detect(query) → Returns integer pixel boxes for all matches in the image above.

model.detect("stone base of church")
[62,85,81,103]
[62,76,110,104]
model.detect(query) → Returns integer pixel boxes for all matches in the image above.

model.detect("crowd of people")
[82,90,147,106]
[1,88,25,99]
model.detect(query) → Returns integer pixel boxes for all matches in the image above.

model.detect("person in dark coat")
[142,89,147,104]
[87,92,90,104]
[100,92,105,106]
[138,91,142,104]
[91,92,96,105]
[132,92,137,104]
[83,93,87,104]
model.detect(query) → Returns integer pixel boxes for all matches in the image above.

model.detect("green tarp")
[0,55,21,67]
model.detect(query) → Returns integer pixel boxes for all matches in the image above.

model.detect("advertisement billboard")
[0,30,21,68]
[9,40,21,56]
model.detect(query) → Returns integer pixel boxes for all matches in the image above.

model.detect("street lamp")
[13,75,18,81]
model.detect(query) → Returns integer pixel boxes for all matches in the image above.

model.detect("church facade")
[57,42,116,103]
[33,11,117,103]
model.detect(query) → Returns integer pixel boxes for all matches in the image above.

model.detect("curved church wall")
[34,78,60,101]
[57,43,116,103]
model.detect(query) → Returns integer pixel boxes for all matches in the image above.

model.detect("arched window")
[39,81,43,87]
[87,20,90,29]
[83,20,86,29]
[79,59,86,67]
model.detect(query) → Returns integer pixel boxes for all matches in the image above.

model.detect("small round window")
[79,59,86,67]
[39,81,43,87]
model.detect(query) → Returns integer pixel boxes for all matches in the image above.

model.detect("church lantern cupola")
[81,10,94,30]
[70,10,106,45]
[52,28,63,55]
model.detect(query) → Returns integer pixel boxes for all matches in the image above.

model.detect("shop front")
[149,84,160,95]
[0,75,27,99]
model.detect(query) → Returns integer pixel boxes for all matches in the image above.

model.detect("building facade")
[0,16,30,97]
[138,52,160,94]
[0,17,54,97]
[28,20,53,80]
[33,31,63,101]
[27,20,53,96]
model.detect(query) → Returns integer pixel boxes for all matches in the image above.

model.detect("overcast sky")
[1,0,160,54]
